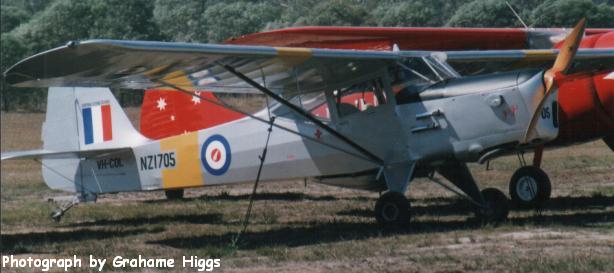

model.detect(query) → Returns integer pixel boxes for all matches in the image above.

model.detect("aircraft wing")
[4,40,613,97]
[4,40,399,98]
[442,49,614,75]
[226,26,613,50]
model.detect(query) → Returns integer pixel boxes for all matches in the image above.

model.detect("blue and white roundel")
[201,135,231,176]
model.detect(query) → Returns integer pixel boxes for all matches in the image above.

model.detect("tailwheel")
[509,166,551,207]
[475,188,509,223]
[165,189,184,200]
[374,191,411,226]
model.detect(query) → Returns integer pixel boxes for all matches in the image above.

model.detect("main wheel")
[509,166,551,207]
[165,189,184,200]
[374,192,411,226]
[475,188,509,223]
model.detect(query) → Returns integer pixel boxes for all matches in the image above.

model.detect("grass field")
[1,110,613,273]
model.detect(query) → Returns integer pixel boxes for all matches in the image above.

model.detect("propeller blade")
[551,18,586,76]
[523,19,586,143]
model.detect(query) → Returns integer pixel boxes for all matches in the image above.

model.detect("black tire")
[165,189,184,200]
[374,191,411,226]
[475,188,509,223]
[509,166,551,207]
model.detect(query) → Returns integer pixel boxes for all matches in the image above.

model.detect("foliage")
[447,0,524,27]
[530,0,614,28]
[372,1,442,27]
[153,0,208,42]
[0,5,30,33]
[11,0,93,53]
[0,0,613,111]
[88,0,161,40]
[203,1,282,42]
[296,0,371,26]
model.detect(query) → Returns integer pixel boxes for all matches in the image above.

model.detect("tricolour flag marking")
[82,104,112,145]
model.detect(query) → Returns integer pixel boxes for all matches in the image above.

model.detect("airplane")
[139,25,614,207]
[1,20,613,226]
[227,26,614,209]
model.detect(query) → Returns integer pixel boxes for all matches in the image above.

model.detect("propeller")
[523,18,586,143]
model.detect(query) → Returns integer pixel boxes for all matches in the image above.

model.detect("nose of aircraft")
[553,71,614,146]
[522,19,586,144]
[551,31,614,146]
[517,70,560,145]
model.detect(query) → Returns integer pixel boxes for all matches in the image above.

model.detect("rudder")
[41,87,146,193]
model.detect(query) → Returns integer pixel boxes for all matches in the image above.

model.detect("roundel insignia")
[201,134,231,176]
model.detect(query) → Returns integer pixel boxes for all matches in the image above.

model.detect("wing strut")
[217,62,385,165]
[154,79,375,163]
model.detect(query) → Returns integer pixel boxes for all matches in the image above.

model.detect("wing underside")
[4,40,396,98]
[4,40,613,97]
[443,49,614,75]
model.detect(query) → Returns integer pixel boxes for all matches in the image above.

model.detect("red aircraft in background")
[140,26,613,207]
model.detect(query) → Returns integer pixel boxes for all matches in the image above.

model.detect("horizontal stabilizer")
[1,148,132,161]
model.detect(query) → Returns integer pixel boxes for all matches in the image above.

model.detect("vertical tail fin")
[43,87,147,152]
[42,87,146,193]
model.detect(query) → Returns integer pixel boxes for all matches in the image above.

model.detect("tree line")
[1,0,612,111]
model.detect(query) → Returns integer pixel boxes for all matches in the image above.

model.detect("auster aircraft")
[141,25,614,208]
[1,20,613,225]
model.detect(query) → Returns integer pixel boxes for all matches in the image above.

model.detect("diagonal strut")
[217,62,385,166]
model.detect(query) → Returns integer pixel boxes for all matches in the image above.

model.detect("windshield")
[390,56,459,104]
[271,56,461,116]
[391,56,458,86]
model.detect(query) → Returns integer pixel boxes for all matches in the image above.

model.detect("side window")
[273,92,332,122]
[301,92,331,121]
[334,79,387,118]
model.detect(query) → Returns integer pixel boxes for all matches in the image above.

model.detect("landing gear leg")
[165,189,185,200]
[374,163,414,226]
[436,161,509,222]
[509,146,551,207]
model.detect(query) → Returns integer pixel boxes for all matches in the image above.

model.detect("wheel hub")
[381,203,399,221]
[516,176,538,201]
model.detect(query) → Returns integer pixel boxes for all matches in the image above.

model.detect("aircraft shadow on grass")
[66,213,223,228]
[147,194,613,251]
[149,211,613,251]
[0,227,165,254]
[2,194,610,254]
[142,192,345,204]
[339,195,614,217]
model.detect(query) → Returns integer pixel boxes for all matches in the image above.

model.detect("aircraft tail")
[38,87,147,194]
[44,87,147,151]
[140,89,246,139]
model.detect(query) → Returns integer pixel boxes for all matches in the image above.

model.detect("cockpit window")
[271,56,460,118]
[271,78,388,121]
[391,56,459,104]
[333,78,387,118]
[271,91,331,121]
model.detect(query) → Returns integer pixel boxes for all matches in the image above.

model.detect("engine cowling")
[552,32,614,146]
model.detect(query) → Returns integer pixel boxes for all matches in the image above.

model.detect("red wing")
[226,26,613,51]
